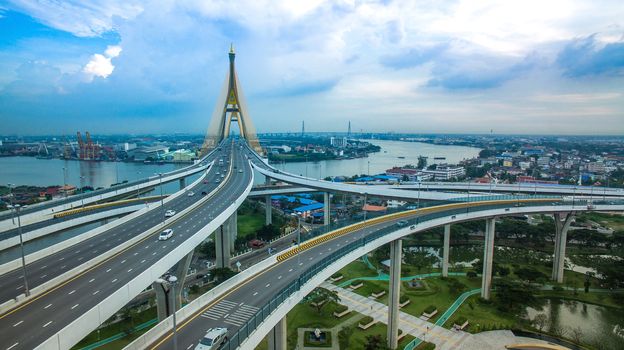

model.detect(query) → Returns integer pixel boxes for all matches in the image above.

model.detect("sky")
[0,0,623,136]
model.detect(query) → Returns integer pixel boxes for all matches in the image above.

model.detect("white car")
[187,191,195,197]
[195,327,228,350]
[165,210,176,217]
[158,229,173,241]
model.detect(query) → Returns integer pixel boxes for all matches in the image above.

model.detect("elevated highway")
[0,196,164,251]
[0,141,255,350]
[135,198,624,350]
[0,154,213,232]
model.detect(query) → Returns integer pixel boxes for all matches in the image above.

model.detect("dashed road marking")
[106,268,111,272]
[43,321,52,328]
[7,342,19,350]
[112,279,118,283]
[71,304,79,310]
[89,278,95,283]
[68,290,75,295]
[44,304,52,309]
[93,290,99,295]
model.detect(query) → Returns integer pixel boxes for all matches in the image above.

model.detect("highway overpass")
[129,198,624,350]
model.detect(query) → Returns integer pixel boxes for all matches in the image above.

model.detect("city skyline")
[1,0,623,135]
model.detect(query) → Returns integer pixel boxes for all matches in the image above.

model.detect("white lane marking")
[153,252,157,256]
[134,252,138,256]
[13,320,23,327]
[121,259,126,264]
[299,263,303,266]
[40,265,47,269]
[309,257,313,260]
[288,269,293,272]
[15,285,22,290]
[77,257,83,261]
[7,342,19,350]
[44,304,52,309]
[265,283,270,288]
[141,259,146,263]
[253,292,258,296]
[43,321,53,328]
[278,275,282,280]
[187,345,193,350]
[71,304,79,310]
[40,274,47,279]
[145,245,150,249]
[93,290,99,295]
[75,250,80,254]
[106,268,111,272]
[128,269,133,273]
[112,279,118,283]
[89,278,95,283]
[68,290,75,295]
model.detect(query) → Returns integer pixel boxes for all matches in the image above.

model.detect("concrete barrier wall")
[0,166,211,314]
[0,164,209,232]
[0,204,144,251]
[36,163,255,350]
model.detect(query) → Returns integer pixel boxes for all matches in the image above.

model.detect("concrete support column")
[267,317,287,350]
[228,212,237,253]
[179,178,186,190]
[152,281,169,322]
[442,224,451,277]
[481,218,496,300]
[215,225,231,269]
[153,251,193,321]
[552,213,574,283]
[387,239,402,349]
[265,195,272,225]
[324,192,331,226]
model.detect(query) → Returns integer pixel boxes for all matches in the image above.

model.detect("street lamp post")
[8,183,15,225]
[363,192,368,221]
[62,167,68,198]
[291,213,302,266]
[79,176,86,207]
[168,276,179,350]
[136,171,142,199]
[155,173,164,224]
[9,204,30,296]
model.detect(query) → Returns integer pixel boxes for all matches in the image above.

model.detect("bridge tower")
[201,44,263,155]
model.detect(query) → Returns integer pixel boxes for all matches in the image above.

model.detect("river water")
[526,299,624,349]
[0,140,480,188]
[272,139,481,179]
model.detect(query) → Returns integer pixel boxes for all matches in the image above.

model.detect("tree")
[514,267,547,283]
[417,156,427,169]
[532,313,548,332]
[493,279,536,312]
[212,268,236,283]
[364,334,385,350]
[308,287,340,314]
[405,250,436,274]
[338,326,353,349]
[447,278,467,295]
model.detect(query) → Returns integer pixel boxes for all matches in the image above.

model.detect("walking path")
[322,282,473,350]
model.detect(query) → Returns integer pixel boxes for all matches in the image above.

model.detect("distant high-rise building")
[348,121,351,138]
[301,120,305,137]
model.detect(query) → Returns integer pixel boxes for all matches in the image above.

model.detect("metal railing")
[220,197,624,349]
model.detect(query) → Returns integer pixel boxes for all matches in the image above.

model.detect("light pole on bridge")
[8,204,30,297]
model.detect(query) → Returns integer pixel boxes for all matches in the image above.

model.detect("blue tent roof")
[294,203,324,212]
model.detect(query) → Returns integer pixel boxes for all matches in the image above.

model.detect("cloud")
[556,35,624,77]
[83,45,121,81]
[7,0,143,37]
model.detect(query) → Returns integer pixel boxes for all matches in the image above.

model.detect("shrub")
[360,316,374,325]
[467,271,478,278]
[335,304,348,313]
[552,285,564,292]
[424,305,437,314]
[454,316,468,325]
[331,273,343,279]
[400,296,410,304]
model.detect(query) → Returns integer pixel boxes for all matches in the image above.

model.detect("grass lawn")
[578,212,624,231]
[442,294,518,332]
[348,318,415,349]
[285,301,355,350]
[238,213,265,238]
[334,259,378,283]
[72,307,157,349]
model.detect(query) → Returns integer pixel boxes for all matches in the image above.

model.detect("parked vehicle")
[159,229,173,241]
[396,220,408,227]
[165,210,176,217]
[187,191,195,197]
